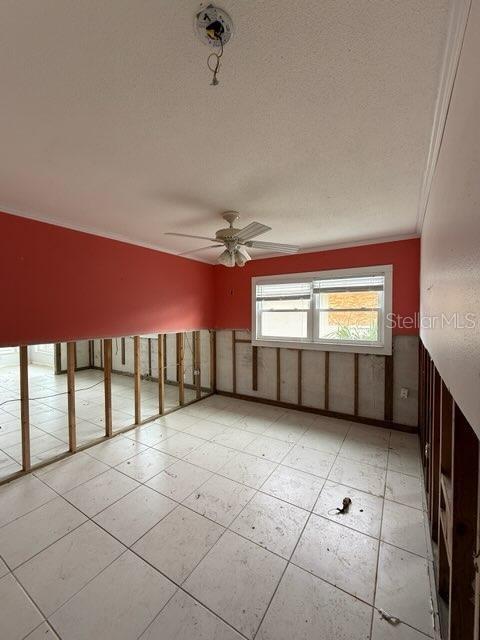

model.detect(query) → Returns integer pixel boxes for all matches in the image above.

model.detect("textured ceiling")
[0,1,450,262]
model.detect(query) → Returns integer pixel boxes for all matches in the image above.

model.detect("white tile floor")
[0,366,197,482]
[0,393,437,640]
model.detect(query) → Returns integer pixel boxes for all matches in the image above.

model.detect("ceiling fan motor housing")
[215,228,241,241]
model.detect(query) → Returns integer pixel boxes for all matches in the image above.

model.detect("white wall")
[420,0,480,438]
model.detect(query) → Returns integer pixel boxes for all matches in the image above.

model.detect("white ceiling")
[0,1,451,263]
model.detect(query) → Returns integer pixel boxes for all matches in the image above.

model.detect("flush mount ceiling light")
[165,211,300,268]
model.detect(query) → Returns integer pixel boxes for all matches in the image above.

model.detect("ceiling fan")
[165,212,300,267]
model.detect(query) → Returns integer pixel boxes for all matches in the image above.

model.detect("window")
[252,265,392,354]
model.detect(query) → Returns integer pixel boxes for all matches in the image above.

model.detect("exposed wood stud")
[418,340,423,432]
[176,335,181,383]
[88,340,94,367]
[474,449,480,640]
[103,339,112,437]
[449,405,479,640]
[19,346,31,472]
[148,338,152,377]
[384,354,394,422]
[54,343,62,375]
[163,335,167,382]
[354,353,359,416]
[252,346,258,392]
[134,336,141,424]
[276,347,281,402]
[194,331,201,399]
[234,338,251,344]
[177,333,185,405]
[210,330,217,392]
[430,367,441,542]
[100,340,104,369]
[67,342,77,453]
[121,337,126,365]
[74,343,77,370]
[297,350,302,405]
[158,334,165,415]
[324,352,330,411]
[232,331,237,394]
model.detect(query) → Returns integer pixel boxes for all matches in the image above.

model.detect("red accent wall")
[0,212,420,346]
[214,238,420,334]
[0,212,215,346]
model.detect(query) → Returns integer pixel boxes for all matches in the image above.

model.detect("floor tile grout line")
[20,619,55,640]
[2,393,405,482]
[251,419,353,639]
[0,493,60,532]
[8,567,53,638]
[44,548,133,631]
[3,518,89,574]
[1,397,425,640]
[1,409,403,567]
[368,428,390,639]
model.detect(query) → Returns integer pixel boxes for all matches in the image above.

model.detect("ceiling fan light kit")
[165,211,300,268]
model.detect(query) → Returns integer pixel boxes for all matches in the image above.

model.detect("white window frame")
[252,265,393,355]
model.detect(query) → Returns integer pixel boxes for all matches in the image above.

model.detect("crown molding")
[0,205,212,265]
[416,0,472,234]
[1,205,420,266]
[249,232,420,262]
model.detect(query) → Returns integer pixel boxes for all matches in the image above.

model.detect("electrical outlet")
[400,387,409,399]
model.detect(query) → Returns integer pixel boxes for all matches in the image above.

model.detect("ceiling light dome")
[217,249,235,267]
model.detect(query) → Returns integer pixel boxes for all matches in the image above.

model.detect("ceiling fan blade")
[231,222,271,241]
[179,245,223,256]
[165,232,218,242]
[245,240,300,254]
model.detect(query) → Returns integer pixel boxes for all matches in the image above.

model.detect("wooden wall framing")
[134,335,141,424]
[103,339,113,437]
[67,342,76,453]
[419,340,480,640]
[177,332,185,405]
[2,331,216,487]
[228,330,408,432]
[158,333,165,414]
[19,346,30,471]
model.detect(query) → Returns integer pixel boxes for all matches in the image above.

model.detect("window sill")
[251,338,392,355]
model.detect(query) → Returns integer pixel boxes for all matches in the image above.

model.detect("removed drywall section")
[59,340,90,370]
[183,333,194,386]
[301,350,326,410]
[165,334,177,383]
[216,330,233,393]
[393,335,418,427]
[200,330,211,392]
[279,349,299,405]
[255,347,278,401]
[329,352,355,415]
[234,342,253,397]
[215,330,418,429]
[358,355,385,420]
